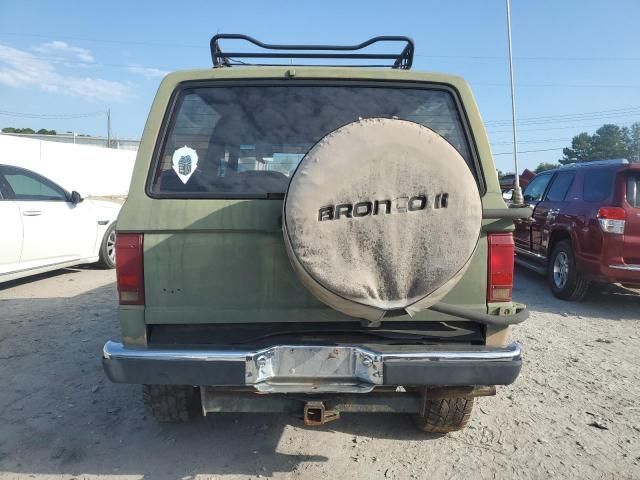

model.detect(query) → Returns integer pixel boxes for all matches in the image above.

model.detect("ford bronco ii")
[102,35,531,433]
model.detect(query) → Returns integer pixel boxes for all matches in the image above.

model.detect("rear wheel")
[412,396,474,433]
[547,240,590,301]
[97,223,116,269]
[142,385,201,423]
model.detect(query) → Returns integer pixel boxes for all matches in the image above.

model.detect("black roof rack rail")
[210,34,415,70]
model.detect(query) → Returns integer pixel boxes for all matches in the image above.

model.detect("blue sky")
[0,0,639,173]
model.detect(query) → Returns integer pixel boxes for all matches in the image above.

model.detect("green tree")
[1,127,35,134]
[534,162,559,173]
[629,123,640,162]
[560,123,637,164]
[2,127,57,135]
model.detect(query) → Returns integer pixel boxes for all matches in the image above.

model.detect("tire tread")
[413,397,474,433]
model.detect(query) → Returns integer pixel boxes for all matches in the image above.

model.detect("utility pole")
[107,108,111,148]
[506,0,524,205]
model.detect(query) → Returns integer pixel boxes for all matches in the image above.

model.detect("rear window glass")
[628,174,639,208]
[149,85,474,198]
[583,169,614,202]
[545,171,574,202]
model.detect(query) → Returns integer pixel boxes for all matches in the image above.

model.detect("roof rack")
[210,34,415,70]
[560,158,629,169]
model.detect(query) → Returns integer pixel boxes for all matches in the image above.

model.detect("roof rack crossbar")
[210,34,415,70]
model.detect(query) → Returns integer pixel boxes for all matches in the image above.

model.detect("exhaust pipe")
[303,401,340,426]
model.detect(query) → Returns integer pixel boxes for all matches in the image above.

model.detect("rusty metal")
[303,401,340,426]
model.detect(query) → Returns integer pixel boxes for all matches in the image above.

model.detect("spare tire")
[283,118,482,322]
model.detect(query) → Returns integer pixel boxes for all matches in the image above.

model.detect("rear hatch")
[136,80,490,325]
[623,170,640,264]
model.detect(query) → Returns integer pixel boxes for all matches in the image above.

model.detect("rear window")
[583,169,614,202]
[149,84,474,198]
[628,174,640,208]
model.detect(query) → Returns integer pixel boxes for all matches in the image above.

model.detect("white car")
[0,164,120,283]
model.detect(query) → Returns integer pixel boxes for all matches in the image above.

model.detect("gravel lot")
[0,267,638,479]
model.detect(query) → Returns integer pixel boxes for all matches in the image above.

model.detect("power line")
[485,107,640,126]
[0,109,106,119]
[490,137,571,146]
[0,50,638,90]
[0,52,170,72]
[474,82,640,90]
[488,121,637,133]
[2,31,640,62]
[415,53,640,62]
[494,147,565,155]
[0,31,201,49]
[487,105,640,123]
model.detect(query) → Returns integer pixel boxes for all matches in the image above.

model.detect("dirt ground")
[0,267,638,480]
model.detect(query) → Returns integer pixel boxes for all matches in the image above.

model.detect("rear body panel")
[116,67,512,344]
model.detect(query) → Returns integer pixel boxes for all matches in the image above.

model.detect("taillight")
[487,233,514,302]
[115,233,144,305]
[597,207,626,234]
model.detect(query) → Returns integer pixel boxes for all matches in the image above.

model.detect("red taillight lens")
[597,207,626,234]
[487,233,515,302]
[115,233,144,305]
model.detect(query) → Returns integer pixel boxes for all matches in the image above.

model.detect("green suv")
[102,35,530,433]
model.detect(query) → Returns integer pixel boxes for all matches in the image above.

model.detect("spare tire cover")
[283,118,482,322]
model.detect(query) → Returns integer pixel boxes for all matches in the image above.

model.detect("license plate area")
[245,345,383,393]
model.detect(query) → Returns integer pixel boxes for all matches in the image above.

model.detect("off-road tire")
[142,385,201,423]
[412,397,474,433]
[96,223,116,269]
[547,240,590,301]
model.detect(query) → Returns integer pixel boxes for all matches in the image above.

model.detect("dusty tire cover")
[283,118,482,321]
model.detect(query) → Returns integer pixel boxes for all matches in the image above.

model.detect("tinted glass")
[545,172,575,202]
[150,85,473,197]
[583,169,614,202]
[1,168,67,201]
[523,174,552,203]
[627,174,639,208]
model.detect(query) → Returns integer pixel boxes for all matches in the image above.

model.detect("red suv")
[514,159,640,300]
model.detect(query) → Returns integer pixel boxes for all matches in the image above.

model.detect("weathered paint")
[119,306,146,346]
[116,66,516,345]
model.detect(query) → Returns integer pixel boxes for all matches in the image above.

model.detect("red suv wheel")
[547,240,590,301]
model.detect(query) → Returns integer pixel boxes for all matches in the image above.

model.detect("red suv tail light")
[115,233,144,305]
[597,207,626,234]
[487,233,515,302]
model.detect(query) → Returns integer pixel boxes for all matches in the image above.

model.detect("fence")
[0,134,136,197]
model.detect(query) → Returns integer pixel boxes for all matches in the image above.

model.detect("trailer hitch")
[303,401,340,426]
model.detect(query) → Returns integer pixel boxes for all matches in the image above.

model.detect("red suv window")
[545,172,575,202]
[627,174,639,208]
[583,169,614,202]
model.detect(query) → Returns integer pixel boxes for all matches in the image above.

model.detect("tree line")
[1,127,57,135]
[534,122,640,173]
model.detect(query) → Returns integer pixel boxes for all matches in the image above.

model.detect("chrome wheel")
[106,229,116,265]
[553,251,569,289]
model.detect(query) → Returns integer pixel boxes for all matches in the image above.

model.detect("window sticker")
[172,146,198,184]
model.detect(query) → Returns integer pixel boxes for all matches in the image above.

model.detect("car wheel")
[97,223,116,269]
[412,396,474,433]
[547,240,590,301]
[142,385,201,423]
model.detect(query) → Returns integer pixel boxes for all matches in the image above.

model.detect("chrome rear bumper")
[103,341,522,393]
